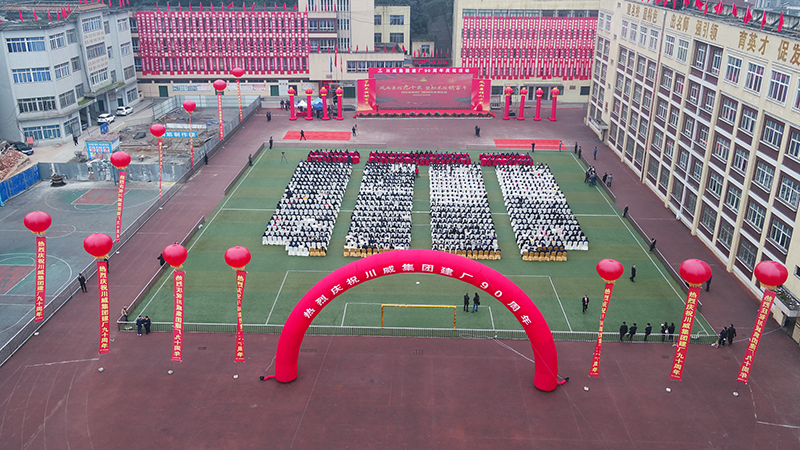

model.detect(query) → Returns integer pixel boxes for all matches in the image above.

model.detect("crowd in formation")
[306,149,360,164]
[261,160,352,256]
[367,151,471,166]
[479,152,535,166]
[345,161,415,256]
[430,164,500,259]
[496,164,589,261]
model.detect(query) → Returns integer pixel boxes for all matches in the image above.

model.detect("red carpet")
[494,139,565,150]
[283,131,351,141]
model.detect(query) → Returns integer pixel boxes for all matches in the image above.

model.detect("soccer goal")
[381,304,458,329]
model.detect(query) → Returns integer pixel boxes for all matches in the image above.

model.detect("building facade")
[132,0,404,99]
[373,5,410,54]
[590,0,800,324]
[452,0,599,103]
[0,5,139,144]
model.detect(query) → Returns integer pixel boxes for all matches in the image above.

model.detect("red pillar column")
[534,88,543,121]
[549,87,559,122]
[288,88,297,121]
[321,87,330,120]
[517,87,527,121]
[502,86,513,120]
[305,87,314,121]
[336,87,344,121]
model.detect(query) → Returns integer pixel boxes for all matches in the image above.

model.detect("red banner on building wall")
[588,282,615,377]
[357,78,375,112]
[670,286,701,380]
[172,270,185,362]
[98,261,110,354]
[34,236,46,321]
[115,171,127,242]
[234,269,246,362]
[737,289,776,383]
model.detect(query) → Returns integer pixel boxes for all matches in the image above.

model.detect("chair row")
[523,251,568,262]
[439,249,501,260]
[344,247,398,258]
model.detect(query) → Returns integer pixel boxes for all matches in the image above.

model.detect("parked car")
[97,113,115,124]
[115,106,133,116]
[9,141,33,155]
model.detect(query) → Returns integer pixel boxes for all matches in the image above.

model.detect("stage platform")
[355,109,495,118]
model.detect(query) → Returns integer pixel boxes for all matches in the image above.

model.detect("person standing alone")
[593,146,598,160]
[463,293,470,312]
[630,264,636,282]
[582,295,589,314]
[727,324,736,345]
[619,322,628,341]
[78,273,87,293]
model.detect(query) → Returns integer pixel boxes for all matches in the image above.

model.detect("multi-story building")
[451,0,599,103]
[0,4,139,144]
[590,0,800,325]
[373,5,410,54]
[132,0,404,99]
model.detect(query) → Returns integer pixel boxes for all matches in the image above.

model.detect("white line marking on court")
[756,421,800,429]
[574,214,618,217]
[507,274,571,331]
[221,208,274,211]
[487,306,496,331]
[26,358,100,367]
[339,302,491,328]
[265,271,290,325]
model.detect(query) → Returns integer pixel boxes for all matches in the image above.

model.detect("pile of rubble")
[0,148,28,182]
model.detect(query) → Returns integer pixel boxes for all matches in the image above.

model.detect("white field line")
[506,274,571,332]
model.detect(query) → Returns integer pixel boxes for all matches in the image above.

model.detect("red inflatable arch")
[270,249,561,391]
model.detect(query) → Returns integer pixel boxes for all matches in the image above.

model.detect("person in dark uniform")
[352,125,357,136]
[644,323,652,341]
[136,315,144,336]
[157,253,166,266]
[144,316,152,335]
[649,239,657,253]
[717,327,728,347]
[619,322,628,341]
[269,136,274,149]
[630,264,636,282]
[582,295,589,314]
[727,324,736,345]
[472,293,480,313]
[248,154,253,166]
[668,322,676,342]
[78,273,87,293]
[280,100,285,110]
[267,111,271,122]
[627,323,638,340]
[300,130,306,140]
[463,293,470,312]
[574,142,578,153]
[531,142,535,153]
[661,322,668,341]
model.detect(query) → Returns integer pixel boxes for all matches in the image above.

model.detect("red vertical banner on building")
[234,269,246,362]
[172,270,185,362]
[97,261,110,354]
[34,236,46,321]
[737,289,775,383]
[589,282,616,377]
[115,171,127,242]
[670,285,701,380]
[356,78,375,112]
[471,78,490,111]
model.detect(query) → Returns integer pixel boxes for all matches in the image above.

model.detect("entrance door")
[158,86,169,97]
[118,98,124,107]
[97,99,105,112]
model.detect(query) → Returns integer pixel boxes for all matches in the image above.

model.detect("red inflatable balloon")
[83,233,113,258]
[288,87,295,95]
[231,67,245,78]
[224,246,251,269]
[182,100,196,113]
[754,261,788,287]
[163,244,188,268]
[335,87,343,95]
[24,211,52,234]
[213,79,227,92]
[679,259,712,285]
[110,151,131,169]
[305,87,313,95]
[150,124,166,138]
[320,87,328,96]
[596,259,624,281]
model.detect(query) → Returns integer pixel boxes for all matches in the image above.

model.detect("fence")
[0,97,262,368]
[0,164,40,203]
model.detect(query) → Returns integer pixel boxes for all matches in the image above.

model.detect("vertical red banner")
[115,171,127,242]
[217,93,224,140]
[172,270,185,362]
[34,236,46,321]
[670,286,701,380]
[158,139,163,199]
[589,282,616,377]
[235,269,246,362]
[236,79,243,121]
[737,290,775,383]
[97,261,110,354]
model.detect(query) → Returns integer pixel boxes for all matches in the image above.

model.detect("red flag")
[200,3,203,11]
[779,12,784,32]
[48,10,51,22]
[293,2,296,10]
[228,2,233,8]
[401,44,406,53]
[58,10,62,20]
[210,2,214,11]
[283,2,286,9]
[694,0,703,8]
[221,2,225,10]
[167,2,170,11]
[760,10,766,29]
[383,44,386,53]
[19,9,24,21]
[743,6,752,23]
[119,0,123,6]
[179,2,182,11]
[156,2,160,12]
[684,0,691,6]
[356,44,358,52]
[243,1,245,9]
[703,1,708,15]
[732,4,737,17]
[274,2,277,8]
[33,9,39,20]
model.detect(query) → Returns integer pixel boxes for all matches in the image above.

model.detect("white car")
[97,113,115,124]
[116,106,133,116]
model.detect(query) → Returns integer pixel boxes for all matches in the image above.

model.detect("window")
[7,37,46,53]
[123,65,135,80]
[718,221,734,248]
[71,57,81,71]
[389,15,404,25]
[678,149,688,170]
[646,61,656,80]
[665,137,675,158]
[127,88,138,103]
[639,26,648,46]
[701,206,717,230]
[66,29,77,44]
[720,97,737,123]
[630,23,638,43]
[657,99,667,119]
[704,90,715,111]
[726,185,741,211]
[625,136,635,157]
[652,129,664,152]
[686,191,697,214]
[374,33,381,43]
[779,177,800,209]
[788,131,800,159]
[725,56,742,84]
[754,161,775,190]
[82,16,102,33]
[692,160,703,180]
[676,39,689,63]
[389,33,404,43]
[86,43,106,60]
[747,201,766,230]
[630,114,638,134]
[104,21,110,34]
[613,98,621,115]
[698,125,709,147]
[621,20,628,40]
[75,84,85,99]
[50,33,66,50]
[714,135,731,160]
[648,159,659,178]
[624,79,631,97]
[615,76,624,91]
[694,43,706,69]
[132,37,139,52]
[642,91,652,110]
[633,85,642,103]
[58,90,76,108]
[117,18,129,32]
[733,147,749,173]
[374,15,381,25]
[669,107,679,128]
[661,69,673,89]
[120,43,131,56]
[708,172,724,197]
[770,220,792,251]
[745,62,765,93]
[738,240,757,269]
[674,75,685,95]
[89,68,109,86]
[682,116,695,138]
[710,49,722,75]
[107,46,113,59]
[54,62,70,79]
[639,118,648,138]
[664,35,675,57]
[740,108,757,134]
[672,178,684,200]
[688,83,699,104]
[17,97,56,113]
[12,68,51,83]
[767,70,791,104]
[23,125,61,140]
[63,117,79,136]
[636,57,645,75]
[649,29,659,51]
[762,118,784,148]
[659,167,669,188]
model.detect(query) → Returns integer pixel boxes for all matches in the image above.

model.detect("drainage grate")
[197,347,207,350]
[412,349,424,355]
